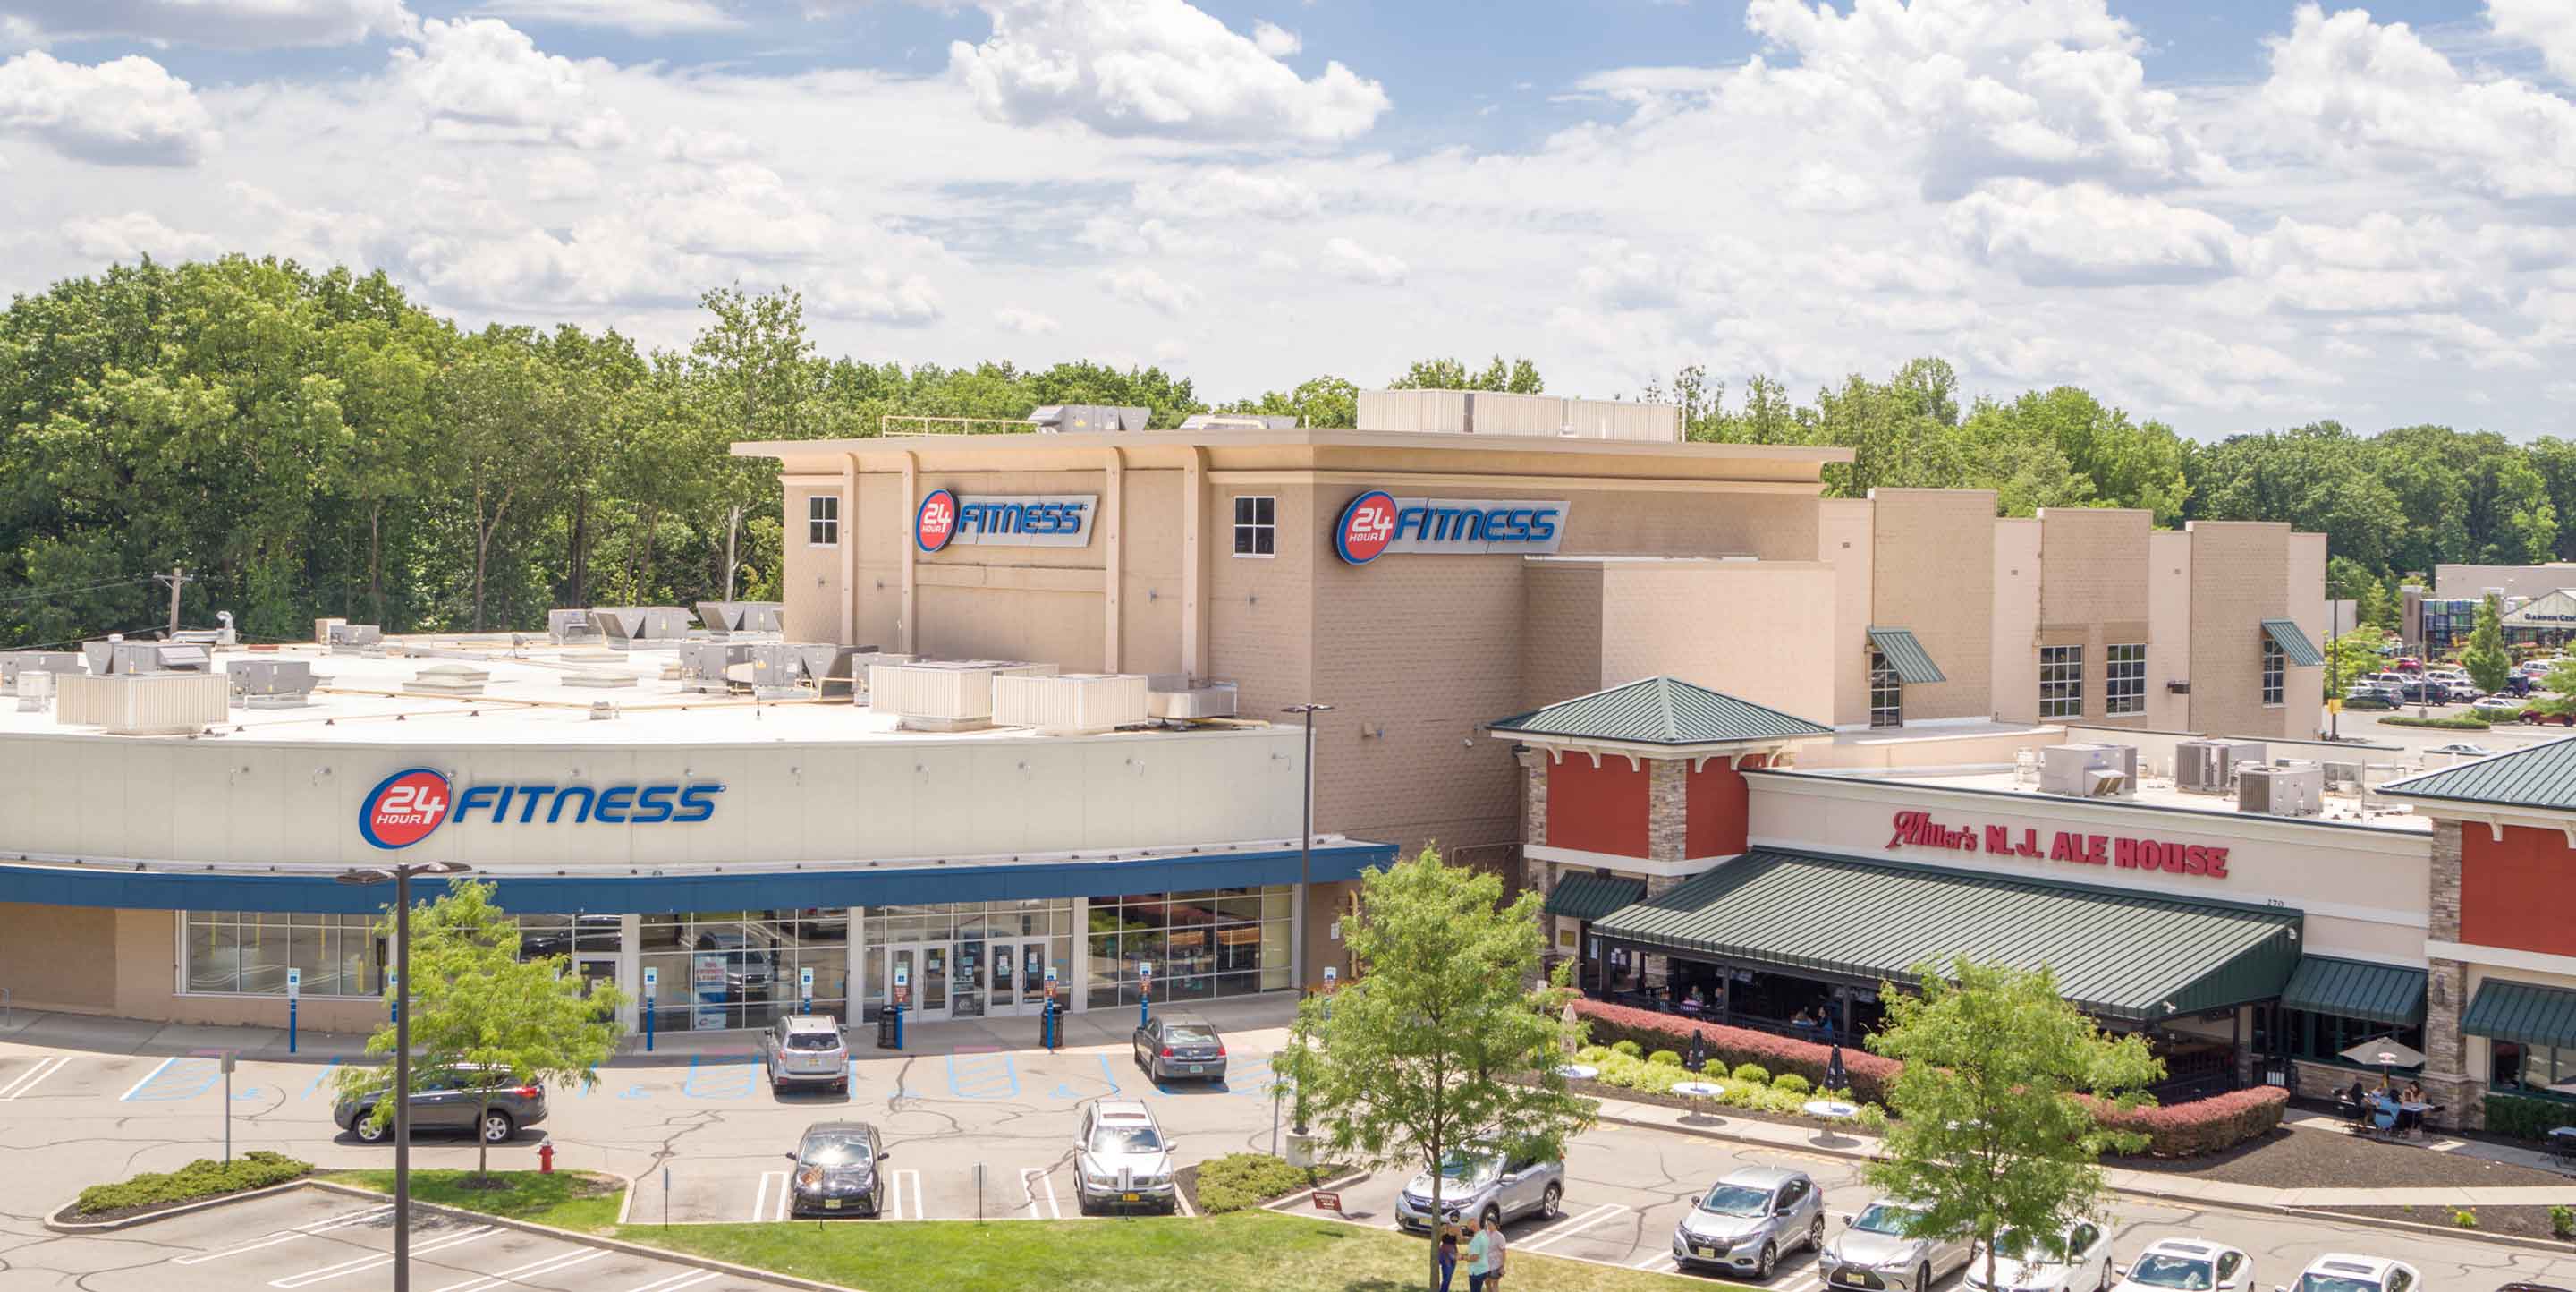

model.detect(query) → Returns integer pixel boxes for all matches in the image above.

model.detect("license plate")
[1835,1273,1864,1285]
[1121,1192,1140,1203]
[824,1199,841,1211]
[1694,1245,1716,1258]
[1183,1065,1201,1073]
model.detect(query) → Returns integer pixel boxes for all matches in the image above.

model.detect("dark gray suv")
[333,1065,547,1144]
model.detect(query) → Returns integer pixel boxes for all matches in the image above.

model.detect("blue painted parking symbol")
[945,1053,1018,1100]
[122,1056,222,1102]
[682,1054,757,1100]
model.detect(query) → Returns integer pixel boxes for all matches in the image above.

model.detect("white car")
[2471,696,2526,714]
[2114,1238,2252,1292]
[2425,743,2499,759]
[1964,1220,2114,1292]
[2275,1254,2419,1292]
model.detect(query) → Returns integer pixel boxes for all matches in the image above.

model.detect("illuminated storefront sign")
[1885,810,2231,878]
[916,489,1097,552]
[360,768,727,850]
[1335,490,1571,564]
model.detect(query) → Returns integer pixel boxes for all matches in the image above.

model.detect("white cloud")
[994,305,1059,335]
[1947,180,2246,287]
[1078,213,1224,257]
[522,153,598,200]
[1151,337,1188,361]
[0,51,216,166]
[2488,0,2576,83]
[1320,235,1404,285]
[62,210,220,261]
[1100,264,1199,314]
[949,0,1389,144]
[812,268,942,327]
[472,0,739,37]
[1250,19,1299,57]
[389,18,631,149]
[0,0,413,49]
[2262,3,2576,200]
[1131,166,1321,217]
[655,126,758,164]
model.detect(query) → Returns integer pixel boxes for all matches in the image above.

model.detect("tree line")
[2,253,2558,648]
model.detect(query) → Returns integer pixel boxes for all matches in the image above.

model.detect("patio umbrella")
[1825,1044,1849,1094]
[2337,1035,2426,1086]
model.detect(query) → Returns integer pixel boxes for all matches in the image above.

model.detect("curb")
[42,1176,319,1234]
[1594,1110,2576,1255]
[1262,1168,1372,1213]
[302,1178,869,1292]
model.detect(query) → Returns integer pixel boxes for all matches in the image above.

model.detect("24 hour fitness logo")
[360,768,452,849]
[1335,490,1400,564]
[916,488,960,553]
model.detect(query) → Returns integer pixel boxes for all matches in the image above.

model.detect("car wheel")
[2097,1262,2112,1292]
[352,1111,386,1143]
[1758,1242,1777,1280]
[1539,1181,1562,1220]
[1809,1216,1826,1253]
[1918,1262,1934,1292]
[479,1110,515,1144]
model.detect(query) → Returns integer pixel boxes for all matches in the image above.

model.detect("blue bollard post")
[288,999,298,1055]
[645,994,656,1052]
[892,1005,903,1051]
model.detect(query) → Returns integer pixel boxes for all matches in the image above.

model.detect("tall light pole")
[336,860,473,1292]
[1280,701,1331,1141]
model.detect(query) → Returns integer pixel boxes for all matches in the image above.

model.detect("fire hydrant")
[537,1138,555,1174]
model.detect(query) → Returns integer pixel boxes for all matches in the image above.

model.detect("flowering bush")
[2083,1084,2287,1158]
[1571,999,1902,1103]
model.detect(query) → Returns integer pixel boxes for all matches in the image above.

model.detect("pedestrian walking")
[1436,1224,1460,1292]
[1467,1212,1508,1290]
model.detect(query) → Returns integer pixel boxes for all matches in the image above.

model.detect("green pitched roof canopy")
[2279,956,2428,1027]
[1589,850,2302,1023]
[2262,618,2326,667]
[2460,979,2576,1049]
[1866,627,1946,684]
[1488,676,1835,746]
[1544,872,1647,922]
[2378,735,2576,811]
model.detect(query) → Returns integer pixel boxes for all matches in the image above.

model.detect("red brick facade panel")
[1546,756,1650,858]
[2461,825,2576,958]
[1686,759,1750,858]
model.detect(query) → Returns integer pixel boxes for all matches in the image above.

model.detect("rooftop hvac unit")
[589,606,692,648]
[693,600,786,636]
[410,662,490,696]
[84,639,212,676]
[2038,743,2138,797]
[678,641,759,693]
[1176,413,1300,431]
[2239,762,2325,818]
[868,660,1048,727]
[750,643,895,698]
[313,617,346,644]
[327,623,384,650]
[1027,404,1151,434]
[547,608,597,643]
[993,673,1151,735]
[1145,674,1241,719]
[16,668,55,712]
[230,659,317,709]
[55,671,229,734]
[2175,739,2267,795]
[1,650,83,688]
[170,611,237,647]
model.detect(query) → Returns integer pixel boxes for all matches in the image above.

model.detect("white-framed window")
[1233,495,1275,557]
[1868,649,1902,728]
[2106,643,2147,715]
[807,494,840,546]
[2040,645,2083,718]
[2262,637,2285,706]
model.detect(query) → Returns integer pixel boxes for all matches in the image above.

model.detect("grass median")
[329,1169,1724,1292]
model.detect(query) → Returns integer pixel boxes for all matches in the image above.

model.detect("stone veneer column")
[2420,820,2480,1129]
[1517,749,1552,898]
[1648,757,1688,865]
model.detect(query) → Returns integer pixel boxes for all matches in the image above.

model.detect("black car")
[1132,1012,1227,1083]
[785,1121,888,1217]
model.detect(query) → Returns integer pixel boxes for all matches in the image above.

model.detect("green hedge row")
[1193,1152,1320,1215]
[2481,1092,2573,1142]
[2379,715,2493,730]
[74,1151,311,1215]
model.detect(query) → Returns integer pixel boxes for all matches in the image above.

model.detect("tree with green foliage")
[1275,847,1594,1292]
[1863,957,2160,1292]
[2326,625,2392,699]
[332,880,623,1179]
[1387,354,1543,393]
[2463,594,2514,695]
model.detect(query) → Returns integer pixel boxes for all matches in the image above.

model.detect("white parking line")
[622,1272,719,1292]
[1019,1167,1062,1220]
[119,1056,179,1102]
[430,1246,606,1292]
[268,1224,495,1288]
[1632,1249,1678,1271]
[751,1169,792,1222]
[886,1169,922,1220]
[173,1204,394,1264]
[1520,1203,1630,1253]
[0,1055,72,1101]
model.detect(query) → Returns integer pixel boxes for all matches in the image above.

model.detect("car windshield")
[1852,1203,1923,1237]
[1165,1026,1217,1046]
[786,1032,839,1051]
[2125,1255,2216,1289]
[1434,1151,1501,1184]
[1991,1230,2062,1262]
[1089,1125,1162,1154]
[799,1133,872,1166]
[2292,1277,2382,1292]
[1697,1184,1773,1217]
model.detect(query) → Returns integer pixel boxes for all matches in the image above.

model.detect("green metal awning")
[2461,979,2576,1048]
[2262,618,2326,667]
[1544,872,1647,922]
[1590,849,2303,1023]
[2279,956,2427,1026]
[1867,627,1947,684]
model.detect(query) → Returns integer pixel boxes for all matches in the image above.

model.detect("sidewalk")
[1588,1092,2576,1210]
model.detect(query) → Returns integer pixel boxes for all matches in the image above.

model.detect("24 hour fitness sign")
[915,489,1097,552]
[1334,490,1572,564]
[1885,810,2232,878]
[360,767,727,850]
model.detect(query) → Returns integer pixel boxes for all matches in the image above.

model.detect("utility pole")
[724,505,742,600]
[153,566,191,637]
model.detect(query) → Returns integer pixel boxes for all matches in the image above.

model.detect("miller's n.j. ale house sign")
[1885,810,2232,878]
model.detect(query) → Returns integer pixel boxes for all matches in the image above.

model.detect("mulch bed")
[2112,1122,2575,1190]
[2326,1204,2572,1242]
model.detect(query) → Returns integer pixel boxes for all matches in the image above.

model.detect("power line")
[0,625,164,652]
[0,575,157,605]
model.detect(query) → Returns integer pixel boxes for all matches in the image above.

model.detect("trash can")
[877,1004,903,1050]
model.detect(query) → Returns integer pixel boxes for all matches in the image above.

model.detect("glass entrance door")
[884,943,950,1021]
[952,939,987,1019]
[983,940,1054,1017]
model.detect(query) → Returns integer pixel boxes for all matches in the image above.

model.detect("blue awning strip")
[0,842,1399,914]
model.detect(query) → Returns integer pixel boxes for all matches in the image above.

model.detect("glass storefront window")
[1083,886,1296,1009]
[2493,1041,2576,1098]
[182,911,380,998]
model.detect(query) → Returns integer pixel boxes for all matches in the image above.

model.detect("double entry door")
[887,939,1054,1022]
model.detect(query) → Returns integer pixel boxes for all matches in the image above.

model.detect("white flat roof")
[1786,763,2434,833]
[3,637,1267,749]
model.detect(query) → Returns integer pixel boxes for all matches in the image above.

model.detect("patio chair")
[2368,1105,2399,1137]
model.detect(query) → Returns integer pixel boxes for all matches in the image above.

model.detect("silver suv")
[1674,1166,1826,1279]
[765,1015,849,1094]
[1073,1100,1178,1215]
[1822,1198,1974,1292]
[1394,1146,1563,1233]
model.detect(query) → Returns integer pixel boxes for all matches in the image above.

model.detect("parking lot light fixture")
[335,860,472,1292]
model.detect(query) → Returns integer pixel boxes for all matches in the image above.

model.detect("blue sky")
[2,0,2572,436]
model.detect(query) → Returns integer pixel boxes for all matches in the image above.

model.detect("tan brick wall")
[1522,561,1606,707]
[1990,518,2041,723]
[852,472,905,649]
[2038,508,2154,724]
[0,901,117,1014]
[1872,489,1997,720]
[1594,561,1837,725]
[1121,468,1188,677]
[2147,530,2192,730]
[2288,531,2329,739]
[1819,499,1875,727]
[2186,522,2298,739]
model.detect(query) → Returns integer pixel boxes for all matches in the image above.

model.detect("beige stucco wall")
[1522,561,1606,709]
[1819,499,1875,727]
[2432,563,2576,600]
[1991,519,2042,724]
[782,480,844,644]
[2038,508,2154,725]
[2147,530,2193,730]
[0,901,119,1014]
[2290,531,2329,737]
[1870,489,1997,721]
[2187,522,2317,740]
[1598,561,1838,725]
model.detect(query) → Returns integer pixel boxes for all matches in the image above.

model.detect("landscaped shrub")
[1648,1050,1682,1068]
[2550,1204,2572,1240]
[1773,1073,1812,1096]
[2381,715,2492,731]
[2450,1208,2479,1229]
[74,1152,311,1216]
[1193,1152,1323,1214]
[1729,1062,1770,1084]
[2482,1092,2568,1142]
[2088,1085,2288,1158]
[1610,1039,1644,1059]
[1575,1046,1610,1064]
[1569,999,1902,1103]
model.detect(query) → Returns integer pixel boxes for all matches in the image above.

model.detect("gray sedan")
[1673,1166,1826,1279]
[1132,1012,1227,1084]
[332,1065,547,1145]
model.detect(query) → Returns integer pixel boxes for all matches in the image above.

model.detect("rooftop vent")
[1177,413,1300,431]
[2238,762,2324,818]
[1146,674,1240,719]
[694,601,784,636]
[411,662,490,696]
[562,670,639,689]
[231,659,318,709]
[55,671,228,734]
[1027,404,1151,434]
[547,608,597,643]
[2175,739,2266,795]
[869,659,1057,729]
[589,606,694,649]
[2038,743,2137,798]
[0,650,83,689]
[993,673,1150,735]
